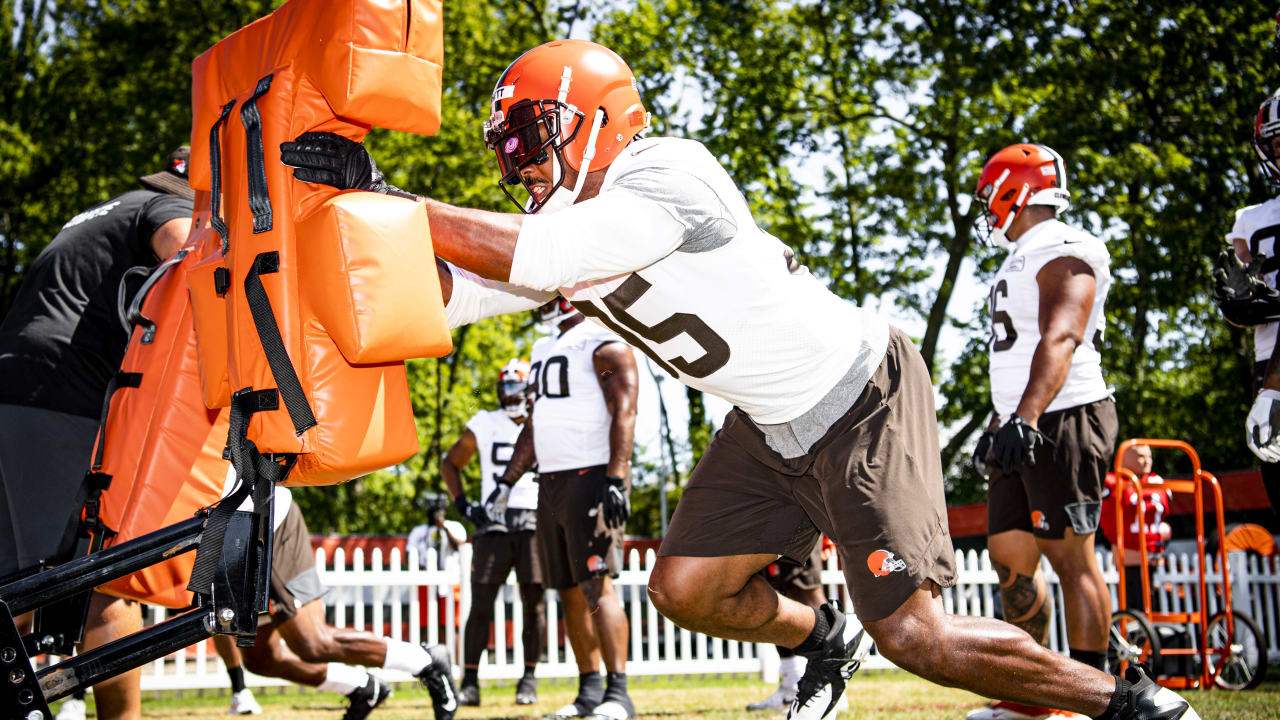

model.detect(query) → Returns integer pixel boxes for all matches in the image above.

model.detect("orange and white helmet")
[497,358,531,419]
[974,143,1071,248]
[1255,89,1280,184]
[483,39,650,213]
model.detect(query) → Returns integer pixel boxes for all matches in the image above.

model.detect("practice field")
[88,671,1280,719]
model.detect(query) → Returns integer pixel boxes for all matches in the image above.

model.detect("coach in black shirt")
[0,147,193,717]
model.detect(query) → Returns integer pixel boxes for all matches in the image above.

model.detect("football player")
[280,38,1199,720]
[442,358,547,706]
[969,143,1117,720]
[1215,88,1280,518]
[489,297,639,720]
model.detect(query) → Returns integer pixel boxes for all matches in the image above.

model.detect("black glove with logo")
[990,414,1044,474]
[453,494,490,528]
[279,131,416,199]
[971,430,995,477]
[597,475,630,530]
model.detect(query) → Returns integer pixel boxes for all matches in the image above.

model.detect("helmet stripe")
[1037,144,1067,192]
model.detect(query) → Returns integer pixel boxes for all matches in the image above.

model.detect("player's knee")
[646,567,705,624]
[580,578,609,613]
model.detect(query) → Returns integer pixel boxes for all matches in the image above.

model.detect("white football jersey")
[510,136,889,425]
[987,219,1112,418]
[528,320,625,473]
[1226,197,1280,363]
[464,409,537,510]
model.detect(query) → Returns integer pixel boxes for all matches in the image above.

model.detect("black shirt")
[0,190,192,418]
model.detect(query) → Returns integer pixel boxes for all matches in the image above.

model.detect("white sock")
[317,663,369,696]
[382,638,432,674]
[780,655,805,692]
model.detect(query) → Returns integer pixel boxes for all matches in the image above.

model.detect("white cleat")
[228,687,263,715]
[55,697,86,720]
[786,603,874,720]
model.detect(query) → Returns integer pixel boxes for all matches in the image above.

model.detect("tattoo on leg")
[993,560,1052,646]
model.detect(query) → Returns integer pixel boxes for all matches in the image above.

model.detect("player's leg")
[1039,529,1110,669]
[580,575,631,718]
[1032,399,1116,671]
[77,592,143,720]
[213,635,265,715]
[538,475,604,719]
[988,529,1053,645]
[747,549,828,712]
[647,419,825,649]
[516,580,546,704]
[515,528,547,705]
[460,531,508,705]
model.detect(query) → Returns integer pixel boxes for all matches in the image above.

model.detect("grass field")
[74,671,1280,719]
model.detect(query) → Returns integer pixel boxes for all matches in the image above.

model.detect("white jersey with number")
[987,219,1112,418]
[528,321,624,473]
[1226,197,1280,363]
[504,136,889,426]
[464,409,537,510]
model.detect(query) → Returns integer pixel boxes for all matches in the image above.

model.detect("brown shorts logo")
[1031,510,1050,532]
[587,555,608,574]
[866,549,906,577]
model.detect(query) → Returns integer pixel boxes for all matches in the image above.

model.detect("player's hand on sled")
[280,132,415,198]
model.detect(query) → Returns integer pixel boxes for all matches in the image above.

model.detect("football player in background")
[1215,88,1280,521]
[490,298,639,720]
[970,143,1118,720]
[281,38,1200,720]
[443,358,547,706]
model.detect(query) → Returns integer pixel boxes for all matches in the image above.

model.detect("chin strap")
[557,109,606,207]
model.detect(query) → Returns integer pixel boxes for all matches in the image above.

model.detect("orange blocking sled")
[92,198,229,609]
[185,0,452,486]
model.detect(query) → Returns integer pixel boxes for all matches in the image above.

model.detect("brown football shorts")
[472,529,544,585]
[265,501,329,625]
[535,465,625,590]
[660,327,957,622]
[986,397,1119,540]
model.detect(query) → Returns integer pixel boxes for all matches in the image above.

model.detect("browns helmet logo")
[866,549,906,578]
[587,555,608,574]
[1031,510,1050,532]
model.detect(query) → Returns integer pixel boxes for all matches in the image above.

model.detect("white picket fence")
[117,544,1280,691]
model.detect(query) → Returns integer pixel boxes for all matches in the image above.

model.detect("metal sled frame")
[0,504,270,719]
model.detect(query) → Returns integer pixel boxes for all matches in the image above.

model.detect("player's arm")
[438,258,554,329]
[593,341,638,530]
[150,217,192,260]
[280,133,683,288]
[443,428,491,527]
[594,342,639,480]
[1014,256,1096,426]
[498,422,537,487]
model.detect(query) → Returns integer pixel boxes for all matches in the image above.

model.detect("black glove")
[597,475,630,530]
[971,430,995,477]
[280,131,416,199]
[453,494,491,528]
[990,414,1044,474]
[1212,249,1280,327]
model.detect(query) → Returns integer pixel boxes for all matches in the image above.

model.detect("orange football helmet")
[974,143,1071,248]
[483,39,650,213]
